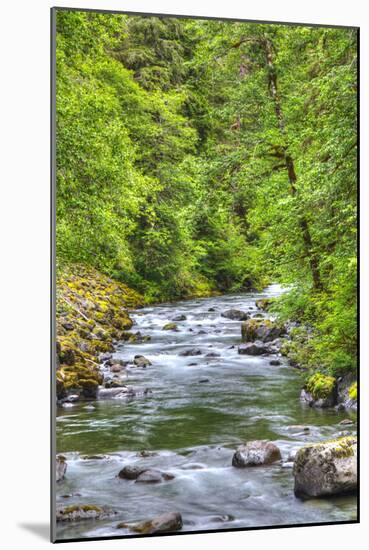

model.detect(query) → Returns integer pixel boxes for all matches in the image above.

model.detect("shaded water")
[56,285,357,540]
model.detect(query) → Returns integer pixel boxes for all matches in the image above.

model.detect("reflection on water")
[56,285,357,539]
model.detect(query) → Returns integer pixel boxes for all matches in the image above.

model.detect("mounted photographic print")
[51,7,358,543]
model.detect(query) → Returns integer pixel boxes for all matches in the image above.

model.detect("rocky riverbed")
[55,285,357,540]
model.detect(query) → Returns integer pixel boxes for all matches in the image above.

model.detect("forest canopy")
[55,11,357,377]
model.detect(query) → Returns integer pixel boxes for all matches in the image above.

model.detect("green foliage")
[55,10,357,375]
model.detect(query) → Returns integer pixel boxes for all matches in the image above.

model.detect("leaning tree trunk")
[263,37,322,291]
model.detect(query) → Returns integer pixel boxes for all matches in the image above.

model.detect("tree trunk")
[263,37,322,291]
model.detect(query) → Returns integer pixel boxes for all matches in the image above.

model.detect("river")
[55,285,357,540]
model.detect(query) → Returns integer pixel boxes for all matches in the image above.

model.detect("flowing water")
[55,285,357,540]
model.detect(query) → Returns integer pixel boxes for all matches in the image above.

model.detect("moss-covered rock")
[162,322,178,331]
[293,437,357,498]
[300,372,337,408]
[117,512,183,534]
[241,318,285,343]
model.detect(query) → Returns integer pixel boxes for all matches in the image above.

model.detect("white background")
[1,0,367,548]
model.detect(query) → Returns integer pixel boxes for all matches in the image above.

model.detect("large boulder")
[56,455,67,482]
[221,309,249,321]
[117,512,183,534]
[241,319,286,343]
[238,342,270,355]
[293,437,357,498]
[232,440,282,467]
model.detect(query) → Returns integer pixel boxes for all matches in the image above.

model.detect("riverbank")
[56,265,143,401]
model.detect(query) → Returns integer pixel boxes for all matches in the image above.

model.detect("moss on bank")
[305,372,336,400]
[56,264,143,399]
[349,382,357,401]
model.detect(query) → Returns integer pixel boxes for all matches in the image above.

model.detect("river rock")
[117,512,183,534]
[172,314,187,321]
[98,352,113,362]
[339,418,354,426]
[179,348,202,356]
[300,388,336,408]
[205,352,220,358]
[128,331,151,343]
[238,342,270,355]
[287,425,310,434]
[255,298,272,311]
[221,309,249,321]
[135,469,175,483]
[241,319,286,343]
[232,440,282,467]
[104,379,126,388]
[56,505,116,522]
[293,436,357,498]
[110,363,124,373]
[162,322,178,331]
[56,455,67,482]
[337,373,357,410]
[133,355,152,367]
[118,465,147,480]
[269,359,281,366]
[64,394,80,403]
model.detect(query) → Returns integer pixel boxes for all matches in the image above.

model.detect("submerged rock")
[162,322,178,331]
[56,455,67,482]
[269,359,281,366]
[133,355,152,368]
[293,437,357,498]
[179,348,202,356]
[221,309,249,321]
[118,465,174,483]
[135,469,175,483]
[104,379,126,389]
[56,505,116,522]
[232,440,281,467]
[117,512,183,534]
[172,314,187,321]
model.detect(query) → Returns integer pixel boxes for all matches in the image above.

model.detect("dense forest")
[55,11,357,380]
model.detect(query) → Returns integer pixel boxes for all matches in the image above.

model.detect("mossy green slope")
[56,264,142,399]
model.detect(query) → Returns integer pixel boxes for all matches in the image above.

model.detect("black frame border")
[50,5,360,544]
